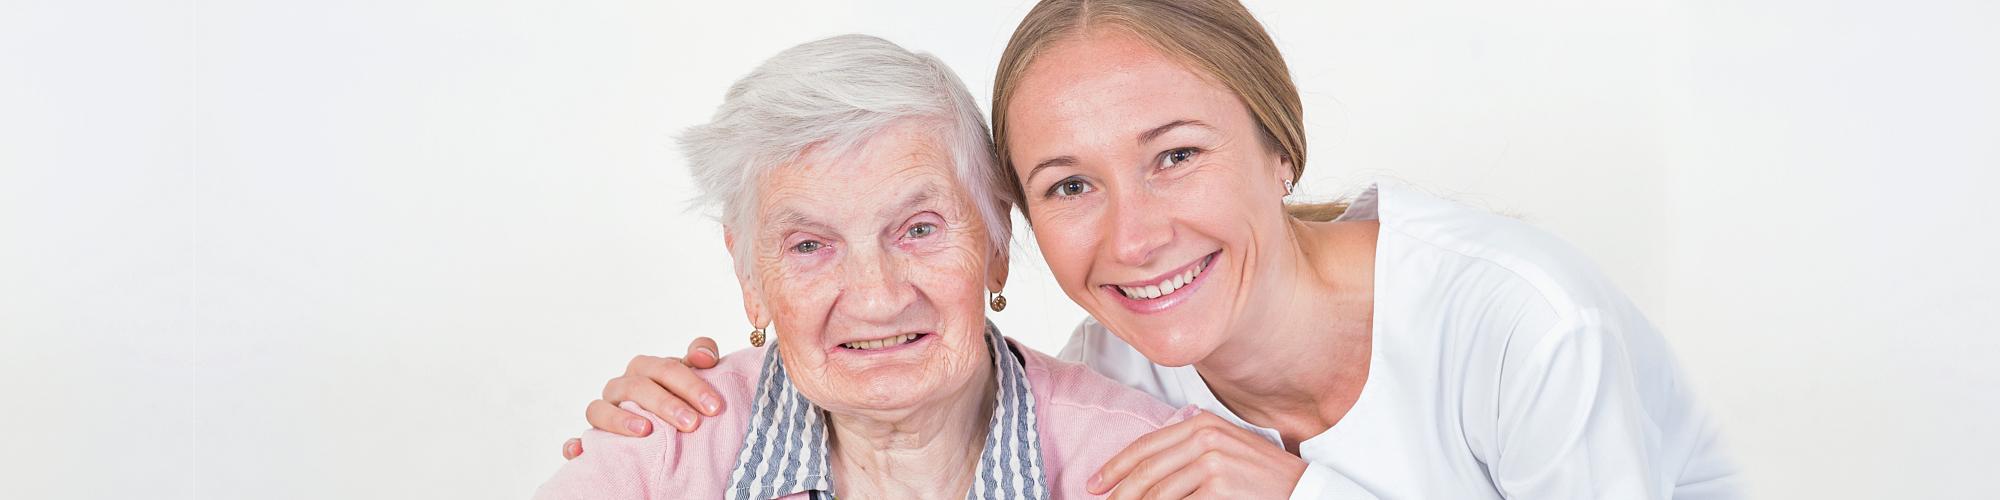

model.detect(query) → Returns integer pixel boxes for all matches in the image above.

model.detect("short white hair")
[678,34,1011,278]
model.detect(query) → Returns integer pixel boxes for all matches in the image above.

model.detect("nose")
[835,245,916,325]
[1105,187,1171,268]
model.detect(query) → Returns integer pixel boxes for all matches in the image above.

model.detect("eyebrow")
[764,182,945,237]
[1139,119,1208,144]
[1024,119,1214,187]
[881,186,940,221]
[1025,156,1076,187]
[767,208,831,235]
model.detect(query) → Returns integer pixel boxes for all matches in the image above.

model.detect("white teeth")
[841,333,919,350]
[1117,256,1211,300]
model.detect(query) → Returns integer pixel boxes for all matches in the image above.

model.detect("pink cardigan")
[536,338,1199,500]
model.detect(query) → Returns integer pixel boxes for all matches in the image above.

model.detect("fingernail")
[675,409,696,430]
[565,440,579,457]
[1087,473,1101,492]
[700,394,720,414]
[625,418,649,436]
[695,347,717,361]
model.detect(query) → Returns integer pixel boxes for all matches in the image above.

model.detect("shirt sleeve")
[532,402,671,500]
[1289,462,1382,500]
[1486,309,1668,500]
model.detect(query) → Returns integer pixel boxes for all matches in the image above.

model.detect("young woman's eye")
[1160,148,1199,168]
[904,223,937,239]
[792,240,823,253]
[1047,176,1092,197]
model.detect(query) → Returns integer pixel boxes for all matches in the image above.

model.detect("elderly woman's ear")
[724,228,772,330]
[987,247,1010,297]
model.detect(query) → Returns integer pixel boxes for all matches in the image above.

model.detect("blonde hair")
[992,0,1346,222]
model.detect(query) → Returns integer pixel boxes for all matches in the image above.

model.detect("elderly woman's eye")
[1161,148,1199,168]
[905,223,937,239]
[1048,177,1091,197]
[792,240,823,253]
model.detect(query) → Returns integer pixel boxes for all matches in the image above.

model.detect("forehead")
[755,122,965,225]
[1009,32,1242,140]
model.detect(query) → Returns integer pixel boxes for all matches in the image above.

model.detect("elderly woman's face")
[740,121,998,419]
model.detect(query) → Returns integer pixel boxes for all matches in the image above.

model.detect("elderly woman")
[534,35,1195,500]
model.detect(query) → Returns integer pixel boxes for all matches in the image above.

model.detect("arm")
[1484,310,1667,499]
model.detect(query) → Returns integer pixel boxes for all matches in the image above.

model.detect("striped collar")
[726,321,1048,500]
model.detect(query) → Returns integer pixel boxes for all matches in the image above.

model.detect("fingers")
[1098,412,1308,500]
[1130,450,1227,500]
[1093,413,1232,494]
[684,337,720,369]
[606,372,706,432]
[587,398,651,437]
[1105,425,1236,500]
[624,356,728,418]
[561,438,583,460]
[629,354,725,417]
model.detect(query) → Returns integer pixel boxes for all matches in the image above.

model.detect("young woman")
[573,1,1739,498]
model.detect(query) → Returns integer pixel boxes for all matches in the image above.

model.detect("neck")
[824,363,996,500]
[1193,218,1377,451]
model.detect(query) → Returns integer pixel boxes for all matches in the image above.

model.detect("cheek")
[908,246,987,305]
[764,267,838,331]
[1170,162,1274,234]
[1028,209,1105,289]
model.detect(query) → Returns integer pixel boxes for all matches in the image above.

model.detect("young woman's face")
[1005,31,1294,367]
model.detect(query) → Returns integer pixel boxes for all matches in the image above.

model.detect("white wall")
[1,1,1993,498]
[1665,1,2000,496]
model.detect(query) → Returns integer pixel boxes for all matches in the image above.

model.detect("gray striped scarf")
[725,320,1049,500]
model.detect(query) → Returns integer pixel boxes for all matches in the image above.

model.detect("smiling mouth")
[1113,253,1215,300]
[839,333,927,350]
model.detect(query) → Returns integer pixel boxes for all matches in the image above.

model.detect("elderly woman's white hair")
[678,34,1012,278]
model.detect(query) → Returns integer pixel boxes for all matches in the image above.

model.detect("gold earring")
[749,327,766,347]
[989,291,1007,312]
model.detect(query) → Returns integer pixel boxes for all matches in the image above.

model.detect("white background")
[2,0,1995,498]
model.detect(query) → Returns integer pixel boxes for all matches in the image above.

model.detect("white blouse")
[1058,183,1742,500]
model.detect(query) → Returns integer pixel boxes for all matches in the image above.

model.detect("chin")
[1132,341,1212,368]
[1112,318,1224,368]
[814,363,954,414]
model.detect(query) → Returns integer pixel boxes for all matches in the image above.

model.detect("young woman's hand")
[561,336,724,459]
[1090,412,1309,500]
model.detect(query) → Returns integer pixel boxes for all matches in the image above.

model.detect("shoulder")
[533,348,767,500]
[1058,318,1174,394]
[1014,338,1200,498]
[1371,183,1630,316]
[1021,337,1184,426]
[1368,184,1673,396]
[707,345,771,388]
